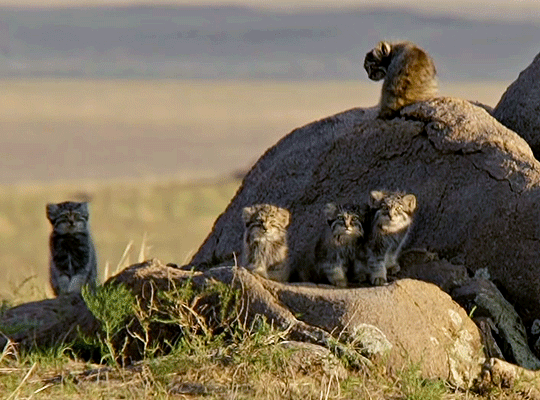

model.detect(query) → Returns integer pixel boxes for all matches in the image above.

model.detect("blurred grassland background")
[0,78,509,302]
[0,175,240,302]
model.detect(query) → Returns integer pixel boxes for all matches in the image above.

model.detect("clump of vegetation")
[81,283,136,365]
[398,362,448,400]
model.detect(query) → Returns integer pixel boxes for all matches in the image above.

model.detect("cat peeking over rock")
[47,201,98,296]
[364,40,437,119]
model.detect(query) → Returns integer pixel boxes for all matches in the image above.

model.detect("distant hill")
[0,5,538,81]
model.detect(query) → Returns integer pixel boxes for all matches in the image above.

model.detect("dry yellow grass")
[0,177,240,302]
[0,79,506,124]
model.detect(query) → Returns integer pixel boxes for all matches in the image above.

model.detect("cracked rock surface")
[191,97,540,330]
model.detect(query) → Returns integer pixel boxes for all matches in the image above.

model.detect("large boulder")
[190,97,540,332]
[112,260,485,387]
[493,52,540,158]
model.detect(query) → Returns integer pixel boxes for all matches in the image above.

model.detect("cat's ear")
[46,203,59,221]
[280,208,291,227]
[378,41,391,57]
[323,203,337,220]
[369,190,386,207]
[402,194,417,213]
[242,206,256,224]
[77,202,90,215]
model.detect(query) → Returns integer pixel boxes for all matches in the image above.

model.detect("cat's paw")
[327,267,348,288]
[371,277,387,286]
[333,278,348,288]
[387,263,400,275]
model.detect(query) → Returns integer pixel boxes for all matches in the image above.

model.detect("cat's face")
[324,203,364,241]
[46,201,89,235]
[242,204,290,243]
[370,191,416,234]
[364,41,392,81]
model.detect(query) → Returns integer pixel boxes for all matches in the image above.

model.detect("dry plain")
[0,78,510,302]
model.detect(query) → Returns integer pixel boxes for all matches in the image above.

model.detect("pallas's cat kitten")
[362,190,416,286]
[314,203,367,287]
[241,204,291,282]
[47,201,97,296]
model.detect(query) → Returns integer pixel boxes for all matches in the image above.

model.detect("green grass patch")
[398,362,448,400]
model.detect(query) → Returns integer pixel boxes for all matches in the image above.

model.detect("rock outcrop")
[452,278,540,370]
[0,259,488,387]
[0,293,98,350]
[191,97,540,334]
[493,52,540,158]
[111,260,486,387]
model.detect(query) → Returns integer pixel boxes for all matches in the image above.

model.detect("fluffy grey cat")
[46,201,98,296]
[364,40,438,119]
[314,203,367,287]
[241,204,291,283]
[359,190,417,286]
